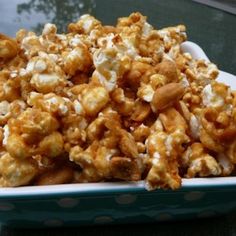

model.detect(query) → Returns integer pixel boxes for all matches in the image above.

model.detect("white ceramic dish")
[0,41,236,228]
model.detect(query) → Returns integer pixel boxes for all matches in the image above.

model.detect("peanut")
[151,83,185,112]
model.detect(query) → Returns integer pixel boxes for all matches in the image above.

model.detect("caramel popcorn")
[0,12,235,190]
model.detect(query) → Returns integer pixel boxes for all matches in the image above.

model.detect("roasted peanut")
[151,83,185,112]
[35,166,74,185]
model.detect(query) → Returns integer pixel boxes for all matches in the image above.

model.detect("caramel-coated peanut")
[151,83,185,112]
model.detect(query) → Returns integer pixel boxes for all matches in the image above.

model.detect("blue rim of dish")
[1,177,236,199]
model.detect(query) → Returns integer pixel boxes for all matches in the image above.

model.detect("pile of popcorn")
[0,12,235,190]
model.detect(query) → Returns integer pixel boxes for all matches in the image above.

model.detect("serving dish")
[0,41,236,228]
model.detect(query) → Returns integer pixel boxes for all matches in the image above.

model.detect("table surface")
[0,0,236,234]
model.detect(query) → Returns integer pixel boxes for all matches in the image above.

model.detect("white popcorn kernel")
[207,63,218,77]
[94,70,117,92]
[58,104,68,115]
[141,84,154,102]
[42,23,57,35]
[165,135,173,156]
[34,60,47,72]
[130,126,135,131]
[21,35,39,54]
[153,152,161,160]
[217,153,233,175]
[56,34,67,41]
[19,68,27,77]
[69,37,83,47]
[152,157,160,166]
[67,48,82,60]
[189,114,200,139]
[80,15,94,33]
[122,38,139,59]
[32,73,60,85]
[105,149,117,162]
[93,49,108,68]
[3,83,11,94]
[26,61,35,73]
[180,74,190,87]
[158,29,171,44]
[0,101,10,116]
[142,22,153,37]
[78,118,88,130]
[202,84,224,107]
[73,100,84,114]
[3,125,9,146]
[48,54,59,62]
[46,97,58,105]
[38,51,48,58]
[80,14,90,19]
[10,71,18,78]
[29,91,40,99]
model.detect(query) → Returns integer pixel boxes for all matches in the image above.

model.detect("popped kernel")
[0,152,37,187]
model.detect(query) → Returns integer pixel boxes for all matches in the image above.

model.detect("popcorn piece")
[145,131,181,190]
[138,83,155,102]
[38,132,64,158]
[42,23,57,36]
[68,14,102,34]
[28,92,71,116]
[6,133,32,159]
[183,143,222,178]
[63,46,92,75]
[0,100,10,125]
[0,152,37,187]
[126,61,154,89]
[80,85,109,116]
[21,33,44,58]
[69,142,102,182]
[202,84,224,108]
[62,114,88,148]
[92,33,132,91]
[30,73,63,93]
[18,108,59,136]
[119,130,139,159]
[185,60,219,85]
[216,153,234,176]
